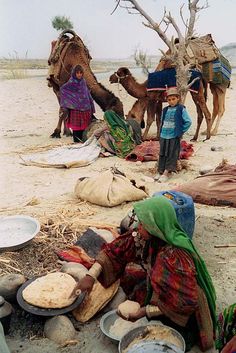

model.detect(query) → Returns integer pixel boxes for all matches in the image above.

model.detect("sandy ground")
[0,71,236,353]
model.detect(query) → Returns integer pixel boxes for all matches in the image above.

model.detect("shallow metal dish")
[100,309,153,343]
[0,215,40,251]
[17,277,86,317]
[119,324,185,353]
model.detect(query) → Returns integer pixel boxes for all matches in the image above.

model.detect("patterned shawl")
[60,68,95,112]
[133,196,217,329]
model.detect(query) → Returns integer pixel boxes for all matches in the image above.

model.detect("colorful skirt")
[66,110,92,131]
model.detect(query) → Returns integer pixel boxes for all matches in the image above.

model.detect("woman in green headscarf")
[72,196,216,351]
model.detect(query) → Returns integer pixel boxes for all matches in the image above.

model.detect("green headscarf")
[133,196,216,329]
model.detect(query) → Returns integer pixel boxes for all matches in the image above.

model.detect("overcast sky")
[1,0,235,59]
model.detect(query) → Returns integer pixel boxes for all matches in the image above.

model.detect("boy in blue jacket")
[155,87,192,183]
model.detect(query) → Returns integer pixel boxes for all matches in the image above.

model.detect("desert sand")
[0,70,236,353]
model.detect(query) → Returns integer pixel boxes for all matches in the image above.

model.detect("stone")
[0,274,26,301]
[141,176,155,183]
[44,315,76,345]
[60,262,88,281]
[199,166,214,175]
[211,146,223,151]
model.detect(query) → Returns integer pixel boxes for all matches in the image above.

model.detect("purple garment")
[60,69,95,112]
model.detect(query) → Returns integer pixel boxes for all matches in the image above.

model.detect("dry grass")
[0,198,120,277]
[1,52,31,79]
[0,202,96,277]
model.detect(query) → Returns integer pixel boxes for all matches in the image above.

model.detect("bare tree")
[113,0,208,102]
[134,48,151,75]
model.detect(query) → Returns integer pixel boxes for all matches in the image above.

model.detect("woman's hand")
[117,307,146,322]
[70,275,95,298]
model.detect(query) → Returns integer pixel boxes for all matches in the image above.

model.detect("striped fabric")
[202,54,231,85]
[212,56,231,81]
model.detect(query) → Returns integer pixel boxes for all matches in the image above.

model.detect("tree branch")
[120,0,172,49]
[115,0,207,101]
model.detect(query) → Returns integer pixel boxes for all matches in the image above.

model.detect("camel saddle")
[186,34,220,65]
[47,30,92,85]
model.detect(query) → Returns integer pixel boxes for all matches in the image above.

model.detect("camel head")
[109,67,132,84]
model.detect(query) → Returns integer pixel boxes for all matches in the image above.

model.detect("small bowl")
[0,215,40,251]
[119,324,186,353]
[100,309,154,343]
[100,310,120,343]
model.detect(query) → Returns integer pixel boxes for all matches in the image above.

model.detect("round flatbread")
[22,272,77,309]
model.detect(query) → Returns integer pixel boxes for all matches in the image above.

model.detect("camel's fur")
[47,30,124,138]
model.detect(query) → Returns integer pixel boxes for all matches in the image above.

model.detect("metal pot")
[119,324,185,353]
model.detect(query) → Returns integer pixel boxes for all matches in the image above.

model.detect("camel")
[125,97,162,140]
[47,30,124,138]
[157,58,230,136]
[109,67,212,141]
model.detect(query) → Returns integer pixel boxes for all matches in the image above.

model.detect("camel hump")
[48,30,92,66]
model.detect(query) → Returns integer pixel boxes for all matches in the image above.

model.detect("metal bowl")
[0,215,40,251]
[100,309,154,343]
[119,324,186,353]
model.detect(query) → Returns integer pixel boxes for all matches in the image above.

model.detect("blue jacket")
[160,104,191,138]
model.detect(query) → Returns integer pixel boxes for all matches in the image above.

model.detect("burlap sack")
[74,169,148,207]
[72,280,120,322]
[186,34,220,64]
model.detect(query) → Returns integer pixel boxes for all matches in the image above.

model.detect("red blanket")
[126,140,193,162]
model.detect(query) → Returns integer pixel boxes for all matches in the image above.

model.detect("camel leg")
[51,107,69,138]
[191,101,204,141]
[155,101,162,141]
[211,88,226,136]
[142,101,155,140]
[201,86,219,136]
[191,89,212,141]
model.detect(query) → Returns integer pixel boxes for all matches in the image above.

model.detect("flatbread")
[22,272,77,309]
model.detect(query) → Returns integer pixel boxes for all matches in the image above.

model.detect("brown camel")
[109,70,163,140]
[47,30,124,138]
[157,58,230,136]
[109,67,212,141]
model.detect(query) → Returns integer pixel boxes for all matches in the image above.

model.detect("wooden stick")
[0,258,11,263]
[2,263,22,272]
[214,244,236,248]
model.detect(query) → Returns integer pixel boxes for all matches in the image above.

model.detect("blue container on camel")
[152,191,195,239]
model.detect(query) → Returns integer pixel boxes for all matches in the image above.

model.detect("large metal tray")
[17,277,85,317]
[0,215,40,251]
